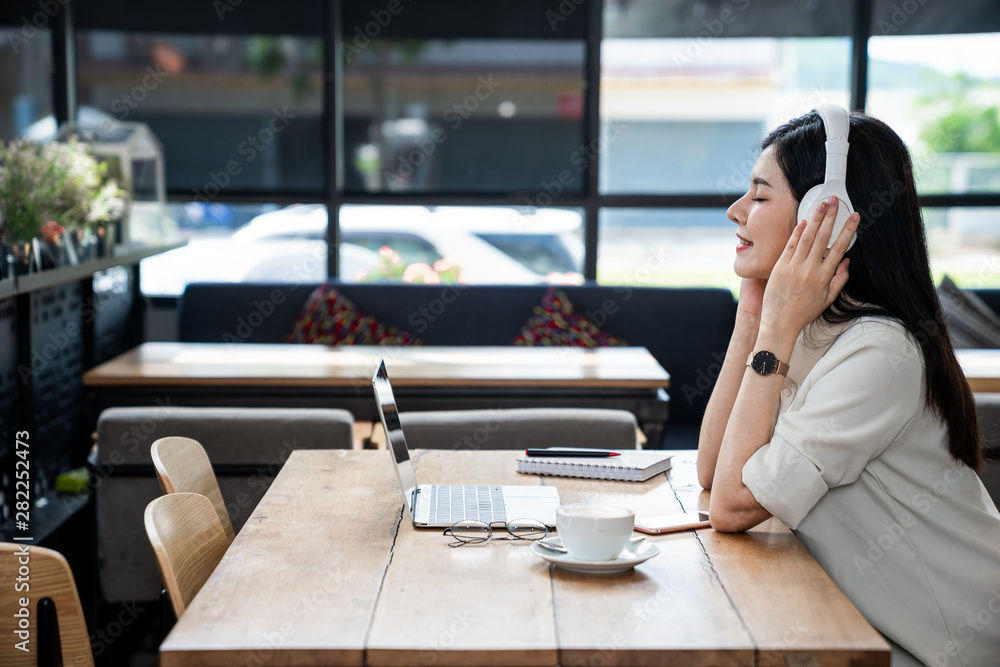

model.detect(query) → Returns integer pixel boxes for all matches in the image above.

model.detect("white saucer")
[530,537,660,574]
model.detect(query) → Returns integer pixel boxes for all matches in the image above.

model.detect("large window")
[75,28,326,295]
[0,24,52,142]
[138,202,321,296]
[867,33,1000,287]
[599,208,734,288]
[868,34,1000,194]
[338,205,584,284]
[76,31,324,195]
[924,206,1000,287]
[600,38,852,195]
[597,1,854,288]
[343,40,586,194]
[19,0,1000,294]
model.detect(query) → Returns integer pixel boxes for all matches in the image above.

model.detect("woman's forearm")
[708,325,796,532]
[697,311,760,489]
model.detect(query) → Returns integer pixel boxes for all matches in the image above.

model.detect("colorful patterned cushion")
[287,284,420,346]
[512,288,628,347]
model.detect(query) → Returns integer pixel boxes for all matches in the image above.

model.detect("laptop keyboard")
[428,485,507,524]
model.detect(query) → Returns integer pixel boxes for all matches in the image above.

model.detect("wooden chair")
[0,543,94,667]
[151,436,235,542]
[144,492,231,619]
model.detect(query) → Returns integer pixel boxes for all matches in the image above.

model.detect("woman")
[697,107,1000,666]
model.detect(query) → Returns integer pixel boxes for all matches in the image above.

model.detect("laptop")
[372,360,561,527]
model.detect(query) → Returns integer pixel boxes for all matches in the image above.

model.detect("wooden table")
[83,343,671,443]
[958,348,1000,393]
[159,450,890,666]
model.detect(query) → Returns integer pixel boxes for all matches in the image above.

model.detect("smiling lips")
[736,233,753,251]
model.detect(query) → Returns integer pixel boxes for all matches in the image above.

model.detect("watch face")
[752,350,779,375]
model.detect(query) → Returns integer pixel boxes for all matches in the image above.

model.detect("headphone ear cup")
[832,188,857,251]
[797,185,824,226]
[797,183,857,250]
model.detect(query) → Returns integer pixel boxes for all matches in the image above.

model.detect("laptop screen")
[372,360,418,520]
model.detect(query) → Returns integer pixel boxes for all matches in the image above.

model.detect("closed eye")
[752,198,766,202]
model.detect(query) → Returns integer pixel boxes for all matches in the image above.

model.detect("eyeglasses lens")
[447,520,491,545]
[506,519,548,540]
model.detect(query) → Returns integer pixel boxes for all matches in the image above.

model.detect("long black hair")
[761,110,981,471]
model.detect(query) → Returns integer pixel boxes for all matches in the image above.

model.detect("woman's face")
[728,146,799,280]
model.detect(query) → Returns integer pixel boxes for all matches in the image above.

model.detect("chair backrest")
[0,543,94,667]
[397,408,640,450]
[151,436,236,542]
[144,492,231,619]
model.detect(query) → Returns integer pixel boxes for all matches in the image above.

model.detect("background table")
[159,449,890,666]
[958,348,1000,393]
[83,343,672,443]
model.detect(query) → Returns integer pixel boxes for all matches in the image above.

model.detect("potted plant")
[0,137,126,275]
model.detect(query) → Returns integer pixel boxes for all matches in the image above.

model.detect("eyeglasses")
[444,518,549,547]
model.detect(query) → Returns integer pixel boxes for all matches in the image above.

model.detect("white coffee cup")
[556,504,635,561]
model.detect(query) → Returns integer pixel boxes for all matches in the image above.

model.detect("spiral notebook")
[515,451,673,482]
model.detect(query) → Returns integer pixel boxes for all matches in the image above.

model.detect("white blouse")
[742,316,1000,667]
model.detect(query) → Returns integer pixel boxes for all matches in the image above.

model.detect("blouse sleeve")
[742,320,925,529]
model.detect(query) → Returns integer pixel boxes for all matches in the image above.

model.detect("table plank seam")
[546,557,563,665]
[363,502,407,665]
[689,529,758,663]
[664,462,746,638]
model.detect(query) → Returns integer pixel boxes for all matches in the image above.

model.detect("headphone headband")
[816,103,850,143]
[797,103,856,250]
[815,104,850,180]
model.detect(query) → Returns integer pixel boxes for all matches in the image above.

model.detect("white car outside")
[140,204,584,296]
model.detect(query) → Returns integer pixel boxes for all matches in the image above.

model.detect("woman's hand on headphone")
[760,196,860,342]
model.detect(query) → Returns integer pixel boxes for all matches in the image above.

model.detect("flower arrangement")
[357,246,463,284]
[0,137,127,246]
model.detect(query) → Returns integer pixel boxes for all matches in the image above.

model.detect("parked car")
[140,204,584,296]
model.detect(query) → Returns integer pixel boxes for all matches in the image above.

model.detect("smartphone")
[634,511,711,534]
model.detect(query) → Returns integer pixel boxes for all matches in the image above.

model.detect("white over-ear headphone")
[796,103,857,250]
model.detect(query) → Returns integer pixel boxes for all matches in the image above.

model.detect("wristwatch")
[747,350,789,377]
